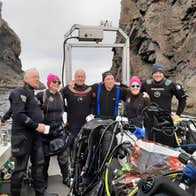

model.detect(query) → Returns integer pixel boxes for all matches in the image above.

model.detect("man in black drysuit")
[142,63,187,145]
[10,68,57,196]
[142,63,187,118]
[91,70,127,119]
[61,68,93,141]
[90,71,127,164]
[61,68,94,186]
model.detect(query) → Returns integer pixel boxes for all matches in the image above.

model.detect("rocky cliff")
[112,0,196,115]
[0,1,23,88]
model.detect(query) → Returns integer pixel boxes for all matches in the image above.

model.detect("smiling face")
[130,82,141,95]
[104,74,115,91]
[74,69,86,86]
[49,79,61,93]
[152,71,164,82]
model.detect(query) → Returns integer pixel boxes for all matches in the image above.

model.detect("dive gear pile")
[66,109,196,196]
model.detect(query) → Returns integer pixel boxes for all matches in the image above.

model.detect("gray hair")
[74,68,86,78]
[23,68,39,80]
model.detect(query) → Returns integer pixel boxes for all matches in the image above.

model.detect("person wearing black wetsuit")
[61,69,94,187]
[9,68,56,196]
[142,63,187,146]
[90,71,128,171]
[91,71,127,119]
[36,74,67,187]
[142,63,187,118]
[61,69,93,139]
[125,76,150,127]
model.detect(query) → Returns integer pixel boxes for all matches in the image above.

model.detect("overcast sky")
[1,0,121,85]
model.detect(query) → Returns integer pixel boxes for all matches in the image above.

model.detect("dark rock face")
[112,0,196,115]
[0,1,23,88]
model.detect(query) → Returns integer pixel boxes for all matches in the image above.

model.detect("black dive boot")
[59,162,70,187]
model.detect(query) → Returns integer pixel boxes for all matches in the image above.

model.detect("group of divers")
[0,62,195,196]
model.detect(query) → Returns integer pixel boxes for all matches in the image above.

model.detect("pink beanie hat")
[129,76,142,86]
[47,74,61,87]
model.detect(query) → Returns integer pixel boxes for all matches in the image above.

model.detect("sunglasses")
[130,84,140,88]
[52,80,61,85]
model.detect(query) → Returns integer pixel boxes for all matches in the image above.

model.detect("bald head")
[74,68,86,86]
[24,68,40,89]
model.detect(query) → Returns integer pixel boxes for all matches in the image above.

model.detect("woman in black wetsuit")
[36,74,68,187]
[124,76,150,127]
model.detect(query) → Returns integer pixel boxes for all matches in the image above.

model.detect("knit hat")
[102,71,114,82]
[152,63,165,74]
[47,74,61,87]
[129,76,142,86]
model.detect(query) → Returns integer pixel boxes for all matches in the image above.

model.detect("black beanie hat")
[152,63,165,74]
[102,71,114,82]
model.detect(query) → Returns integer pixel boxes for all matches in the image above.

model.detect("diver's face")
[152,71,164,82]
[104,75,115,91]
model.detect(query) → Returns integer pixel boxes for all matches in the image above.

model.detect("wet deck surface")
[46,156,69,196]
[0,156,69,196]
[23,175,69,196]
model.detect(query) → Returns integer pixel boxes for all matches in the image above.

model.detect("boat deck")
[0,156,69,196]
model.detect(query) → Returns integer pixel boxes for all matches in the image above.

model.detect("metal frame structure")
[63,24,130,85]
